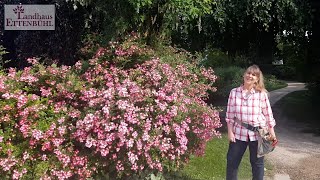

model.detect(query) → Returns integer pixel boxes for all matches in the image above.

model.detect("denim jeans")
[226,139,264,180]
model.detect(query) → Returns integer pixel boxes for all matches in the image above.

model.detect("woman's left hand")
[272,138,278,147]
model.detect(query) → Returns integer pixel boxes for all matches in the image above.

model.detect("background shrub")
[0,45,8,68]
[272,65,296,80]
[306,79,320,103]
[200,49,231,68]
[264,74,287,91]
[211,66,245,100]
[200,49,252,69]
[259,64,297,80]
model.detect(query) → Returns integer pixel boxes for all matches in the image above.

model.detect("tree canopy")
[0,0,316,69]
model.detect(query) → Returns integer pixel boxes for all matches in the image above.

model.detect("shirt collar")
[240,85,256,94]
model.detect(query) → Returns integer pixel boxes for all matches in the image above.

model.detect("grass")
[177,134,252,180]
[273,90,320,135]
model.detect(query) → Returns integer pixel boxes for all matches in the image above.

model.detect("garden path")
[265,82,320,180]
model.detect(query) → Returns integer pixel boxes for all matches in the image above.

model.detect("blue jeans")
[226,139,264,180]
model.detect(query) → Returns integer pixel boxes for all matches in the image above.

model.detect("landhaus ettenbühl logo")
[13,5,25,19]
[4,4,55,30]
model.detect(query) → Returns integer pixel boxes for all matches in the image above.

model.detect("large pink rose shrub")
[0,40,221,179]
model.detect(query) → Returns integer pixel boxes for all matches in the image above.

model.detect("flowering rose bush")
[0,41,221,179]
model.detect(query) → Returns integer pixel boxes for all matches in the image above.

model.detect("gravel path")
[265,82,320,180]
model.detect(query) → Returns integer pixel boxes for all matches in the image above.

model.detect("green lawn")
[177,134,251,180]
[174,134,275,180]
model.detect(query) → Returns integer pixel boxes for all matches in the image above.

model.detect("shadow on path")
[266,82,320,180]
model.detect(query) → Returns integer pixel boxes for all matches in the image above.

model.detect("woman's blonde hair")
[245,64,267,92]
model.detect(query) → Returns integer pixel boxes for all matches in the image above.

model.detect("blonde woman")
[225,65,277,180]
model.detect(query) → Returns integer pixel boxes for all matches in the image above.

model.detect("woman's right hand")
[228,131,236,142]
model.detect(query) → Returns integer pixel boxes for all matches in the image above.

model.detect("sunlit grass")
[179,134,252,180]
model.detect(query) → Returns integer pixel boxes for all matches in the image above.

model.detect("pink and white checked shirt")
[225,86,276,142]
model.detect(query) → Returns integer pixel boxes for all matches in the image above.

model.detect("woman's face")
[243,70,258,86]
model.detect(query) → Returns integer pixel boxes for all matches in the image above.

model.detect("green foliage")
[272,65,296,80]
[199,49,253,69]
[307,81,320,103]
[194,0,312,64]
[70,0,215,41]
[0,45,7,58]
[233,55,252,67]
[34,161,50,179]
[277,42,309,81]
[80,32,155,69]
[80,32,206,72]
[1,0,313,69]
[200,49,231,68]
[212,66,245,99]
[127,0,215,32]
[79,0,135,39]
[0,45,8,68]
[153,44,198,68]
[264,74,287,91]
[212,0,311,34]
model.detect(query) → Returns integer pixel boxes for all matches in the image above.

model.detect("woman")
[225,65,277,180]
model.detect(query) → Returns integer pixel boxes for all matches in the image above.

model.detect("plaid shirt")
[225,86,276,142]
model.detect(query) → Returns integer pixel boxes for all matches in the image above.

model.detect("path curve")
[265,82,320,180]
